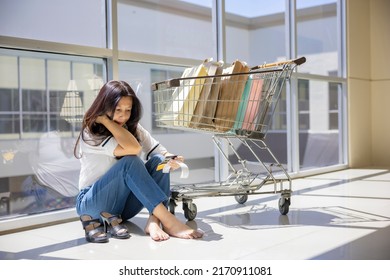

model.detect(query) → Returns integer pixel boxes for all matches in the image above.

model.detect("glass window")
[0,88,19,112]
[0,48,105,220]
[224,0,287,167]
[0,0,107,48]
[298,79,342,170]
[225,0,286,65]
[0,0,347,226]
[118,0,213,60]
[224,0,345,172]
[298,79,310,130]
[296,0,340,76]
[328,82,339,130]
[0,114,20,135]
[150,69,184,132]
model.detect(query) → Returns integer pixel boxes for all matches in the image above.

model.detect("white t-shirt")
[78,124,167,190]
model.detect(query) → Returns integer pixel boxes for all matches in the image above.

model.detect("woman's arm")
[96,115,142,156]
[136,124,184,170]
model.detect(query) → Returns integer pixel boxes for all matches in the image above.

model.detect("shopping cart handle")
[251,56,306,70]
[294,56,306,65]
[151,78,181,91]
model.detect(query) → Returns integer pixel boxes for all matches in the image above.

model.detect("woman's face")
[112,96,132,127]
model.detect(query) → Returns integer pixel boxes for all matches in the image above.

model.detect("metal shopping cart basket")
[152,57,306,220]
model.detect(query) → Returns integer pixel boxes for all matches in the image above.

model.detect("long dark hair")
[73,80,142,158]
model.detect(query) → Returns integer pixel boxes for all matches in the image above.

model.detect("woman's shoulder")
[136,123,152,138]
[81,128,108,146]
[136,123,145,131]
[81,127,94,140]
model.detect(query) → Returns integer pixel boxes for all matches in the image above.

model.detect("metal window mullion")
[341,81,348,165]
[338,0,347,79]
[287,74,299,173]
[285,0,296,60]
[17,56,23,139]
[212,0,229,182]
[212,0,226,62]
[338,0,348,165]
[106,0,118,80]
[45,58,50,131]
[285,0,299,173]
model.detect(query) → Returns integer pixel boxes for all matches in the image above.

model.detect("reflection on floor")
[0,167,389,260]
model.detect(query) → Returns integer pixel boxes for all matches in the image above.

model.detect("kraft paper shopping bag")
[214,60,250,132]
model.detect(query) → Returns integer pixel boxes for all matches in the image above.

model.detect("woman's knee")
[145,154,164,169]
[150,153,165,164]
[120,155,145,169]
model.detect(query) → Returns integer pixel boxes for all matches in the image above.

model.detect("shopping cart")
[152,57,306,220]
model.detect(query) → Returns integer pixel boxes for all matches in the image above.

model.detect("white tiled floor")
[0,167,389,260]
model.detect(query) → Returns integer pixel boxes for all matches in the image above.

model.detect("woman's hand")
[167,155,184,171]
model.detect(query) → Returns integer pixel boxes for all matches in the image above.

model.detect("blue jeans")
[76,154,170,221]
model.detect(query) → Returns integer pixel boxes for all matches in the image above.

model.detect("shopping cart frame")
[152,57,306,220]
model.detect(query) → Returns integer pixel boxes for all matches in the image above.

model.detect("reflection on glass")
[22,89,47,112]
[118,0,213,60]
[0,49,105,219]
[298,79,341,169]
[296,0,339,76]
[19,122,80,215]
[261,91,288,166]
[0,114,20,135]
[225,0,285,65]
[0,0,107,48]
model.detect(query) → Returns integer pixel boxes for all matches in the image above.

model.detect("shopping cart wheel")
[234,194,248,204]
[169,198,177,215]
[183,201,197,221]
[278,197,290,215]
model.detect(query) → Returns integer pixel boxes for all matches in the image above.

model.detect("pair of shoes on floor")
[80,212,130,243]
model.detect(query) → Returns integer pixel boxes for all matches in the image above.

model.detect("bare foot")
[163,220,204,239]
[144,215,170,241]
[152,203,204,239]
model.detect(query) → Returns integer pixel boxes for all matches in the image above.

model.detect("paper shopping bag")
[164,64,208,127]
[214,60,250,132]
[233,76,252,131]
[241,77,264,131]
[189,58,224,129]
